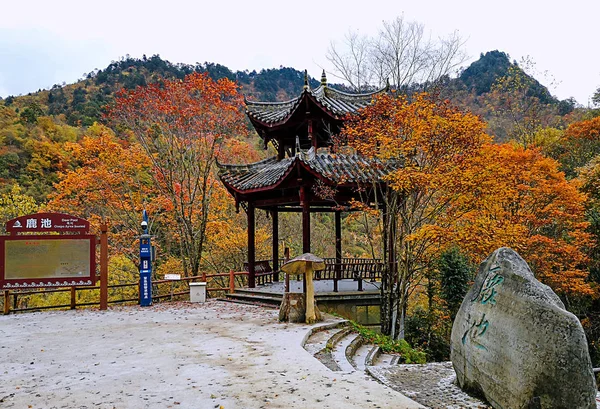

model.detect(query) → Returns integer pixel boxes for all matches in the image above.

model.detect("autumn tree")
[49,123,157,259]
[107,73,248,277]
[341,91,592,339]
[558,117,600,178]
[579,155,600,276]
[0,184,39,228]
[527,117,600,180]
[446,143,593,302]
[530,118,600,299]
[50,122,263,285]
[341,93,490,338]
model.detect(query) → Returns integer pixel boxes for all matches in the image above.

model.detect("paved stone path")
[368,362,490,409]
[368,361,600,409]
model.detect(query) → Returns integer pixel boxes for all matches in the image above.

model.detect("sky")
[1,0,599,105]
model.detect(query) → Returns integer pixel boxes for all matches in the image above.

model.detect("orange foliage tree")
[445,143,593,301]
[342,93,593,338]
[107,72,249,277]
[555,117,600,178]
[342,93,490,338]
[50,123,264,281]
[49,124,154,260]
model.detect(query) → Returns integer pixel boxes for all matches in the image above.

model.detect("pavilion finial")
[321,70,327,87]
[303,70,309,90]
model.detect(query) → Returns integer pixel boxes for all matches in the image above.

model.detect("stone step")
[390,355,401,365]
[365,345,381,367]
[302,322,355,372]
[303,326,348,356]
[233,288,284,300]
[332,331,360,373]
[216,297,279,309]
[375,352,396,366]
[224,292,282,306]
[345,333,365,370]
[352,343,373,372]
[326,326,353,350]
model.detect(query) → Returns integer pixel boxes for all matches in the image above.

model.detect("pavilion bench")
[242,260,278,286]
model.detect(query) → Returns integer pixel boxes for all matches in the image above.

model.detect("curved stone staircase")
[302,322,406,374]
[302,321,491,409]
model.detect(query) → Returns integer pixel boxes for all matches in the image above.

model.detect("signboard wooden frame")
[0,235,96,289]
[1,212,109,312]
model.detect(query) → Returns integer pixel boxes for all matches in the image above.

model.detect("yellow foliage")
[0,184,39,229]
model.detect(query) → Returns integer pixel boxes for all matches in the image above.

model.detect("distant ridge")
[1,51,573,133]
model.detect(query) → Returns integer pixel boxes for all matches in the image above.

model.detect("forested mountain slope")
[0,51,594,202]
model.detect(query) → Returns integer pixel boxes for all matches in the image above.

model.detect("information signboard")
[0,235,96,289]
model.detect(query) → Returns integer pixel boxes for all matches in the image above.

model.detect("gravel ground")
[0,301,423,409]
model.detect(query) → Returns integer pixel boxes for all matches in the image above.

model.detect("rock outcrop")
[450,247,596,409]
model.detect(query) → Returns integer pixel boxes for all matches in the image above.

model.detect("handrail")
[2,270,250,315]
[2,258,384,314]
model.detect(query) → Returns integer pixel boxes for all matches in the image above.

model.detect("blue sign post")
[139,210,152,306]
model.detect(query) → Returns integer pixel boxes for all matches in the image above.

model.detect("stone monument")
[451,247,597,409]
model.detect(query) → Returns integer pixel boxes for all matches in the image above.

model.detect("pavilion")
[218,71,396,290]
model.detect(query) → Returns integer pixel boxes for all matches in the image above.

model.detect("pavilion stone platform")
[227,278,382,327]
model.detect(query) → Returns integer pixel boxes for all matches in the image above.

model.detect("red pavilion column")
[272,210,279,282]
[300,186,310,293]
[248,203,256,288]
[300,186,310,253]
[334,211,342,293]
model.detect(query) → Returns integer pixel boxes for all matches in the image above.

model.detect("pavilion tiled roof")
[245,79,387,125]
[217,148,397,192]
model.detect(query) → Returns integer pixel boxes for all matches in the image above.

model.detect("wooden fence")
[2,257,383,314]
[2,270,249,315]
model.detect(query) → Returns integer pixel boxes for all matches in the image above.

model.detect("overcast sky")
[1,0,599,105]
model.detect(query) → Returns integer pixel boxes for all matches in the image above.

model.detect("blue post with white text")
[139,209,152,306]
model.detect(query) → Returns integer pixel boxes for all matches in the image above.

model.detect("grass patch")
[349,321,426,364]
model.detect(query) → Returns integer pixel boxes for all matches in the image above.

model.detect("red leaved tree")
[107,72,248,277]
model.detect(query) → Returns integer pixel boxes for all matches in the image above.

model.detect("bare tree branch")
[326,30,373,92]
[325,15,467,92]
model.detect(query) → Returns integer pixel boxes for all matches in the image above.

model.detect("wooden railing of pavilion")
[244,257,384,289]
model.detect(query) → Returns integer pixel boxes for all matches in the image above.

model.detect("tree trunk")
[396,267,410,340]
[381,199,397,336]
[278,292,321,324]
[279,293,306,323]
